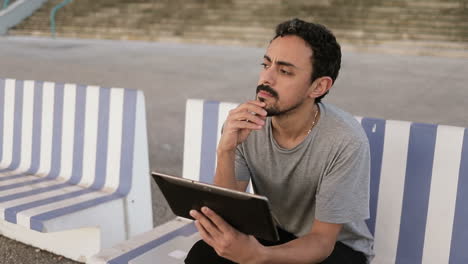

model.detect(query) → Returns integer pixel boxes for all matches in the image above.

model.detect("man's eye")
[280,69,291,75]
[261,63,270,69]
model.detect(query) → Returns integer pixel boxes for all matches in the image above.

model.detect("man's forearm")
[214,150,240,191]
[255,233,334,264]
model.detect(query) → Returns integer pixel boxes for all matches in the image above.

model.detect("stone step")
[19,5,467,32]
[23,1,468,19]
[198,10,468,24]
[13,23,467,44]
[16,12,468,32]
[154,16,468,30]
[55,8,466,24]
[231,0,465,8]
[46,16,468,33]
[13,22,468,43]
[12,19,468,42]
[37,15,467,33]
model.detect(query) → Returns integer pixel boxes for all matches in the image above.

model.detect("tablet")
[152,172,279,241]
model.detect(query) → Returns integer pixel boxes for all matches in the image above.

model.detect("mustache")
[256,84,279,99]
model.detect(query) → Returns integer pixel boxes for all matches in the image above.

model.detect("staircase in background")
[7,0,468,57]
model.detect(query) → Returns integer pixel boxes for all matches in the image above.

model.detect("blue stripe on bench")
[199,101,219,183]
[30,193,123,231]
[0,178,55,191]
[449,128,468,264]
[0,183,69,202]
[396,123,437,264]
[50,83,65,179]
[108,223,198,264]
[10,80,23,172]
[361,118,386,236]
[31,81,44,176]
[5,188,96,223]
[117,88,138,195]
[69,84,86,184]
[94,86,111,190]
[0,172,28,182]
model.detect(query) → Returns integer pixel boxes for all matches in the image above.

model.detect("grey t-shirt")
[235,102,374,261]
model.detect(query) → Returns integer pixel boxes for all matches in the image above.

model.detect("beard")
[264,100,303,116]
[256,84,304,117]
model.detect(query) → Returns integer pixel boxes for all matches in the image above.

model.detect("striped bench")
[0,78,153,262]
[91,99,468,264]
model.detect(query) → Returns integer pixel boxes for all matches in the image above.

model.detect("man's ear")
[308,77,333,99]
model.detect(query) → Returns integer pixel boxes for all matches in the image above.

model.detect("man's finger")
[201,207,234,233]
[190,210,223,237]
[247,100,266,108]
[243,103,267,117]
[230,102,267,117]
[228,112,266,126]
[194,220,215,247]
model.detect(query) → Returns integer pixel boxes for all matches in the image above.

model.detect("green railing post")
[2,0,11,10]
[50,0,73,38]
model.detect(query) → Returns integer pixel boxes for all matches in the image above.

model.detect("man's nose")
[259,66,276,86]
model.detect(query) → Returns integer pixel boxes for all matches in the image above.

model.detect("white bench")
[0,78,153,262]
[91,98,468,264]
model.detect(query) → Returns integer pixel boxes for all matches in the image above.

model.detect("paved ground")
[0,36,467,263]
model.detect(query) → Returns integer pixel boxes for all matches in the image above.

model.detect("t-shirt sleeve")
[315,140,371,224]
[235,145,252,182]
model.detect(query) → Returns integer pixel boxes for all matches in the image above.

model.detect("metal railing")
[2,0,11,10]
[50,0,72,37]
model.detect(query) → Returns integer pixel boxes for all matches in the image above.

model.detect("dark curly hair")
[272,18,342,103]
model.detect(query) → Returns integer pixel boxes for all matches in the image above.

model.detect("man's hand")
[190,207,266,264]
[218,101,267,153]
[214,100,266,191]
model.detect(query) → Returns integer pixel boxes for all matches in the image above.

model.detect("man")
[185,18,374,264]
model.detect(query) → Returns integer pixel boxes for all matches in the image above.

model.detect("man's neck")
[271,101,320,143]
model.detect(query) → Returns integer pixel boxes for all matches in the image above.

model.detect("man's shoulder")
[319,103,368,146]
[321,103,357,125]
